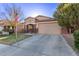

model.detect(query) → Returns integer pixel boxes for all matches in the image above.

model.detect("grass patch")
[0,33,32,45]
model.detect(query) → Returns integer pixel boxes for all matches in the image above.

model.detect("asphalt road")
[0,34,76,56]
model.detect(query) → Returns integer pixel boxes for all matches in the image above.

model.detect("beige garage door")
[38,22,61,35]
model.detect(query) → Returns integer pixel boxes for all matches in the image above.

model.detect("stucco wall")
[25,17,36,25]
[38,21,61,35]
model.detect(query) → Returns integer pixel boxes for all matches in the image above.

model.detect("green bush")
[73,30,79,50]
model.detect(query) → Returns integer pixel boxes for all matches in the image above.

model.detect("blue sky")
[0,3,58,18]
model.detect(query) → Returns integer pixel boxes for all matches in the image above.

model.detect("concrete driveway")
[0,34,76,56]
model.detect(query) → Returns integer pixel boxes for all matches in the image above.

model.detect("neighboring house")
[0,20,13,31]
[24,15,61,35]
[0,20,14,34]
[0,20,24,33]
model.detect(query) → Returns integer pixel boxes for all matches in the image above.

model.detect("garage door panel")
[38,23,61,35]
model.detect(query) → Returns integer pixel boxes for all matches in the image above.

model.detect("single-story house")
[24,15,61,35]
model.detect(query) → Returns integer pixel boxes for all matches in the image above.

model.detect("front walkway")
[0,34,76,56]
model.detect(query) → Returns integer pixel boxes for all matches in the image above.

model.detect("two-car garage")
[38,20,61,35]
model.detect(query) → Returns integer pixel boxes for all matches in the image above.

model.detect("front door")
[27,24,36,33]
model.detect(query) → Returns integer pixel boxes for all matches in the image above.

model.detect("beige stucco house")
[24,15,61,35]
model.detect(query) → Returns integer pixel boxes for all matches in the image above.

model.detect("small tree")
[0,4,24,38]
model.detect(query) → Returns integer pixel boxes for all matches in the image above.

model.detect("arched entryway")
[27,24,37,33]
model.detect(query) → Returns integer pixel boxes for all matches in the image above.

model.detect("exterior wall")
[38,21,61,35]
[17,24,24,32]
[25,17,36,25]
